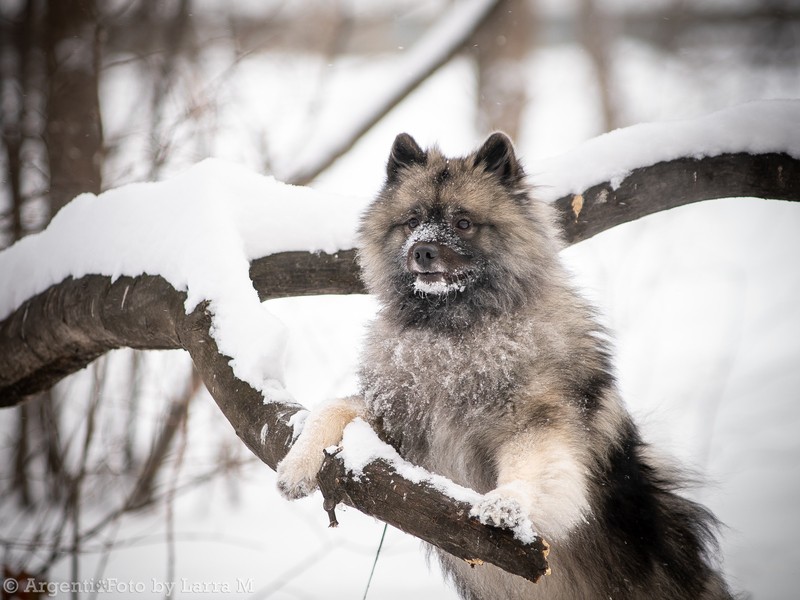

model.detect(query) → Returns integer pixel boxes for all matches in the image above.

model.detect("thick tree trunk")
[472,0,534,138]
[44,0,103,214]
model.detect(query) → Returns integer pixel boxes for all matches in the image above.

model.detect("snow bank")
[0,159,365,400]
[531,99,800,202]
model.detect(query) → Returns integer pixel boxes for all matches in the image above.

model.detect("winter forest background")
[1,0,799,598]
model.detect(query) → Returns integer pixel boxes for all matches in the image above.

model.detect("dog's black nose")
[412,243,439,270]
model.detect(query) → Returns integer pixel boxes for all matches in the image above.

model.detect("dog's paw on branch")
[316,447,550,584]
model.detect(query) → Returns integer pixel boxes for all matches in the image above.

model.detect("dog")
[276,132,733,599]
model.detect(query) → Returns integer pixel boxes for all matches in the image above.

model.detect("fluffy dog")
[277,132,733,599]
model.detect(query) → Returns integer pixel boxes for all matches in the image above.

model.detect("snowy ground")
[3,15,799,600]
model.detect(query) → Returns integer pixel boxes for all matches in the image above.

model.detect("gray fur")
[354,133,734,599]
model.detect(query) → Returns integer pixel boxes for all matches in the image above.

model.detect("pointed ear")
[473,132,523,186]
[387,133,426,182]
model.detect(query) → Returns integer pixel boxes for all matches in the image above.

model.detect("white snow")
[468,497,540,546]
[413,278,466,295]
[530,99,800,202]
[0,159,364,401]
[340,418,482,507]
[287,409,309,441]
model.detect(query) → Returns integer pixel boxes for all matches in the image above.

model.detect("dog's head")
[358,132,562,329]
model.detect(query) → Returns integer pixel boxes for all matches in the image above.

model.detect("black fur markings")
[473,132,523,187]
[434,166,451,186]
[571,369,614,414]
[602,427,662,569]
[424,204,447,225]
[598,421,720,596]
[387,132,427,183]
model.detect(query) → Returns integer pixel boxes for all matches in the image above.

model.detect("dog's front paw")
[470,490,526,529]
[276,446,325,500]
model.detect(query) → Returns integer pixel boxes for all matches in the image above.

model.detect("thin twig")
[362,523,388,600]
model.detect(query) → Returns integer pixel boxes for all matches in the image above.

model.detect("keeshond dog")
[277,132,733,599]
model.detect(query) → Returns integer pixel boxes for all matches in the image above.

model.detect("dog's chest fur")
[359,311,561,492]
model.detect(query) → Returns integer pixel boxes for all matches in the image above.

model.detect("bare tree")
[44,0,103,215]
[472,0,534,138]
[577,0,619,132]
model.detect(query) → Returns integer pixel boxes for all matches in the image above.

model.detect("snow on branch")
[0,270,550,581]
[1,101,799,583]
[553,151,799,244]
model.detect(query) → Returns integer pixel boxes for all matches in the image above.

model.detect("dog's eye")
[407,217,420,229]
[455,218,472,231]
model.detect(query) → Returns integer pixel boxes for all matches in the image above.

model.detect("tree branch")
[553,152,800,244]
[0,150,797,584]
[2,151,798,400]
[0,269,550,581]
[249,151,799,299]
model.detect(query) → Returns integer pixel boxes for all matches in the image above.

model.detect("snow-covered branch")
[0,269,550,581]
[553,151,799,244]
[5,149,795,404]
[250,151,800,300]
[1,101,798,584]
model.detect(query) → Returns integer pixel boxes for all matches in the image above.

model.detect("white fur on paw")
[276,447,324,500]
[471,492,525,529]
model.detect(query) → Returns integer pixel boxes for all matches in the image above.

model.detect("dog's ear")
[387,133,426,182]
[473,132,523,187]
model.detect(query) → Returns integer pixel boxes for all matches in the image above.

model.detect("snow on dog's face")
[358,132,565,330]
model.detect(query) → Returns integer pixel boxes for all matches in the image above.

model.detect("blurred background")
[1,1,799,598]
